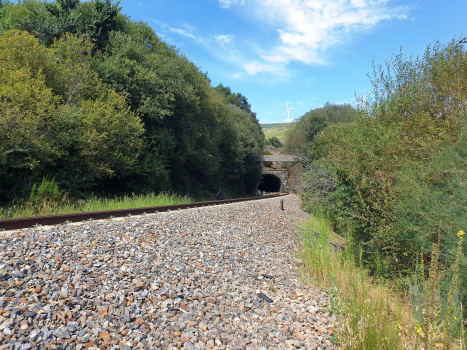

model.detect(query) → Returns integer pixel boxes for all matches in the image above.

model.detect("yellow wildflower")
[415,325,424,336]
[458,230,465,239]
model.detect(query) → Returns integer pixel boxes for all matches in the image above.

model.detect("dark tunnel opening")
[258,174,281,193]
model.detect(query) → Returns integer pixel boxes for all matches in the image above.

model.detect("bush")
[0,30,144,199]
[28,177,68,207]
[321,38,466,274]
[283,102,356,154]
[266,136,282,148]
[301,37,467,342]
[0,1,265,203]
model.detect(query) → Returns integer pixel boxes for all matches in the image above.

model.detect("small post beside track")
[280,199,284,211]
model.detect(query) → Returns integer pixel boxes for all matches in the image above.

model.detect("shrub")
[266,136,282,148]
[284,102,356,154]
[28,177,67,207]
[0,30,144,199]
[302,37,467,342]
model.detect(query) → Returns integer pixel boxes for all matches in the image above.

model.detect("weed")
[443,230,464,349]
[329,282,341,317]
[298,215,414,349]
[330,333,339,345]
[298,215,466,349]
[268,280,278,293]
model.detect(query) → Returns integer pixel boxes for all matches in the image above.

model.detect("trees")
[0,30,144,198]
[300,38,467,315]
[218,104,263,192]
[0,0,124,49]
[265,136,282,148]
[214,84,254,114]
[94,26,226,194]
[0,2,265,200]
[213,83,264,192]
[283,102,356,154]
[0,49,57,197]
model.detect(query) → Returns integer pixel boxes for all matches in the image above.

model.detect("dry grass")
[298,215,464,350]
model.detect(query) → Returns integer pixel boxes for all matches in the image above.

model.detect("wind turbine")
[354,93,368,109]
[283,101,294,122]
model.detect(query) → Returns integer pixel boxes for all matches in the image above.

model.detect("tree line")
[0,0,264,203]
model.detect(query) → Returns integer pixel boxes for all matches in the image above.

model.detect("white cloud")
[261,54,288,63]
[218,0,245,9]
[233,60,291,80]
[168,27,195,39]
[220,0,410,64]
[243,61,280,75]
[214,34,235,44]
[147,19,200,41]
[150,19,239,49]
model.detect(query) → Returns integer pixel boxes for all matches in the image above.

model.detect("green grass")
[0,192,192,219]
[261,122,292,141]
[298,215,465,350]
[298,215,419,350]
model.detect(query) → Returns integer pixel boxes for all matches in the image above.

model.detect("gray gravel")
[0,195,336,350]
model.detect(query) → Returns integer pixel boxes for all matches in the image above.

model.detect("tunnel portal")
[258,174,282,193]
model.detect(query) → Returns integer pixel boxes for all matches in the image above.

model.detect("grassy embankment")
[261,122,292,141]
[298,215,465,350]
[0,178,192,220]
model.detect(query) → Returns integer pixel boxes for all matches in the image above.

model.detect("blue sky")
[118,0,466,123]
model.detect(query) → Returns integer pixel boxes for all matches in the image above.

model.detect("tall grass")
[298,215,465,349]
[0,179,192,219]
[409,229,466,350]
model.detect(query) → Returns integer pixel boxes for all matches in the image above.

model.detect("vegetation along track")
[0,193,288,231]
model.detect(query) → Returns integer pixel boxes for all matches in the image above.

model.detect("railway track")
[0,192,288,231]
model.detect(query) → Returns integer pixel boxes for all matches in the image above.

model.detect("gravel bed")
[0,195,336,350]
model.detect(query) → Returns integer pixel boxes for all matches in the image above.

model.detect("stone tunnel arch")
[258,174,282,192]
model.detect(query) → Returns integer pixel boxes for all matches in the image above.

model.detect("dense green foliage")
[284,102,356,160]
[0,30,144,198]
[0,0,125,49]
[265,136,282,148]
[0,0,264,204]
[213,84,264,191]
[296,39,467,339]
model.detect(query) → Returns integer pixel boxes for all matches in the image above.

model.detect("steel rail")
[0,193,288,231]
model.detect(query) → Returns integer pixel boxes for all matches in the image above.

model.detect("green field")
[261,123,292,140]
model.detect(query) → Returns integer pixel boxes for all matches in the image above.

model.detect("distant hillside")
[261,123,292,140]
